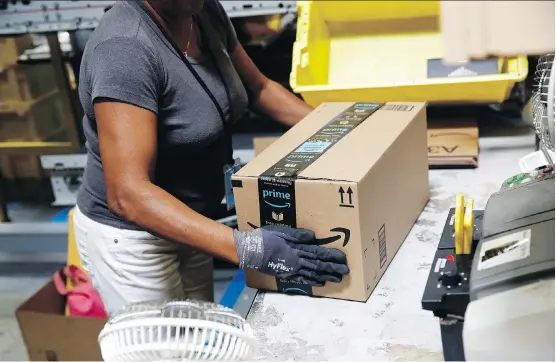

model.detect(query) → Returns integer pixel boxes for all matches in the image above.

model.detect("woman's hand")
[234,225,350,286]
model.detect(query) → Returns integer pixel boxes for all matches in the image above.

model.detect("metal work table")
[245,132,536,360]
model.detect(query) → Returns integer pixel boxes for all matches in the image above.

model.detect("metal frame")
[0,0,297,35]
[40,154,85,206]
[46,32,81,149]
[220,1,296,19]
[0,33,81,155]
[0,222,68,253]
[0,1,116,35]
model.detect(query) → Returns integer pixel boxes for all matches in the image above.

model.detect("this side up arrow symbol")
[338,187,345,203]
[346,187,353,204]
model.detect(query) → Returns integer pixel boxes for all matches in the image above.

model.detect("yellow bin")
[290,1,528,107]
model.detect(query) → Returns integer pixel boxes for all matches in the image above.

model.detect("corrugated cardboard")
[440,1,554,63]
[254,119,480,168]
[253,136,280,156]
[233,102,430,302]
[16,276,106,361]
[428,120,479,168]
[0,35,33,70]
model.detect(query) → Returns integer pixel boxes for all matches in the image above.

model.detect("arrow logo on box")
[313,227,351,247]
[247,223,351,247]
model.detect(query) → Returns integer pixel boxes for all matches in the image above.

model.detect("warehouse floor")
[0,115,538,361]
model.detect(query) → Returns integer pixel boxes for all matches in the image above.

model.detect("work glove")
[233,225,349,286]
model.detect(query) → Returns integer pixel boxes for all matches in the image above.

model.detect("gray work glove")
[233,225,350,286]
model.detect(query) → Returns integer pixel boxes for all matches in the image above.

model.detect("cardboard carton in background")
[428,119,479,168]
[16,277,106,361]
[0,35,34,70]
[234,102,430,302]
[253,136,280,156]
[440,1,554,63]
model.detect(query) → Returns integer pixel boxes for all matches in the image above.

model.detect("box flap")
[16,277,66,315]
[236,102,427,182]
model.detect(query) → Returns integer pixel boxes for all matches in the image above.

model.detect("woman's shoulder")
[202,0,231,27]
[86,2,158,56]
[80,3,162,83]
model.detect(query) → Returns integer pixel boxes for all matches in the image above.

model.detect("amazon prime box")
[232,102,430,302]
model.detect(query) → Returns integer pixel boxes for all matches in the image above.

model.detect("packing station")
[0,1,554,361]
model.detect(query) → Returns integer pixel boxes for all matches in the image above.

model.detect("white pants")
[73,206,214,317]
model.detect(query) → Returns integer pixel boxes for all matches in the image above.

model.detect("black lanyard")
[137,1,233,128]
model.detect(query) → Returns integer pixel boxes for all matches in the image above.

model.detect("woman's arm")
[230,42,313,126]
[95,100,238,264]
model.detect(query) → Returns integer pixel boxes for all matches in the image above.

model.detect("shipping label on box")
[233,102,430,302]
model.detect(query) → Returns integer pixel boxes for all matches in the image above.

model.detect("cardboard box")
[253,136,280,156]
[0,35,34,70]
[16,278,106,361]
[233,102,430,301]
[428,119,479,168]
[440,1,554,63]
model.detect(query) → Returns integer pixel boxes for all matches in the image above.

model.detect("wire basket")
[98,300,258,362]
[532,54,555,153]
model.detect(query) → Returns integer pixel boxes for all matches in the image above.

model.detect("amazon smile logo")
[312,227,351,247]
[247,222,351,247]
[262,189,291,209]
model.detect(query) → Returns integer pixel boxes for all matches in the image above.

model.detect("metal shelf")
[0,0,297,35]
[220,1,296,19]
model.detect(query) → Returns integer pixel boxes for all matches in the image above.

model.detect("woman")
[74,0,349,316]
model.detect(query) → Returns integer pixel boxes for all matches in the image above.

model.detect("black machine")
[422,166,555,361]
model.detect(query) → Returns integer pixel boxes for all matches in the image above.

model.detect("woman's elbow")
[106,183,141,221]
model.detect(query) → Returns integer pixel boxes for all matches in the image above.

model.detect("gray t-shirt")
[77,0,249,230]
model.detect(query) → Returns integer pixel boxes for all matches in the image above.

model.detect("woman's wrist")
[211,222,239,265]
[233,229,263,270]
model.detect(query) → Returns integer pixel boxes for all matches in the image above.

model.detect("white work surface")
[246,131,537,361]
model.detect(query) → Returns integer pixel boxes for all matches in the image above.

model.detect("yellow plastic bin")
[290,1,528,107]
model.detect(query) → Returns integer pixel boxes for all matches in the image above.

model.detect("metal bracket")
[0,0,297,35]
[40,154,86,206]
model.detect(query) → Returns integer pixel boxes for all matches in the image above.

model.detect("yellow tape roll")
[454,194,465,255]
[463,199,474,255]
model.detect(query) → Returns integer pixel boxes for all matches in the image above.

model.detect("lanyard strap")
[196,16,234,125]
